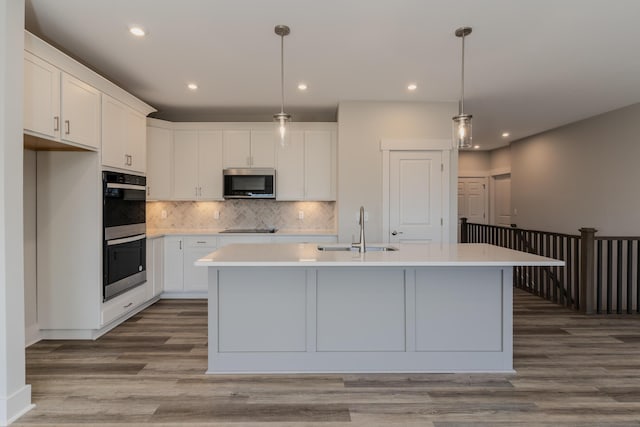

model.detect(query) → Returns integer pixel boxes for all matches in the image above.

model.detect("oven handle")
[107,233,146,246]
[106,183,146,191]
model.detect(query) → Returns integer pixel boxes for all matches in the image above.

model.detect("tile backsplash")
[147,200,336,231]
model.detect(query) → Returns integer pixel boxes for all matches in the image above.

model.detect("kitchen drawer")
[185,236,218,248]
[218,235,273,247]
[101,284,147,326]
[272,235,338,244]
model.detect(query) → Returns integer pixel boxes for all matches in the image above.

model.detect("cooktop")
[220,228,278,234]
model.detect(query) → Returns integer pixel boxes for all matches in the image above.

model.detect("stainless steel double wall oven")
[102,171,146,301]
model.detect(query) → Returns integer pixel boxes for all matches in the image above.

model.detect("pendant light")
[274,25,291,146]
[452,26,472,149]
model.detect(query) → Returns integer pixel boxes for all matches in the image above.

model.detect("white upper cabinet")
[249,130,276,168]
[24,52,60,140]
[223,130,275,168]
[146,126,173,200]
[24,32,156,154]
[304,130,336,200]
[222,130,251,167]
[24,52,101,150]
[198,131,224,200]
[173,130,223,200]
[276,130,304,200]
[61,73,101,149]
[102,94,146,173]
[126,109,147,173]
[276,128,336,201]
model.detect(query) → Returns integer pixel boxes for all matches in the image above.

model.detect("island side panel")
[216,267,307,352]
[414,267,504,352]
[207,265,514,373]
[316,267,406,352]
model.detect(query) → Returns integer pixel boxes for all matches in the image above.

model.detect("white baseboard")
[0,384,34,426]
[39,295,161,341]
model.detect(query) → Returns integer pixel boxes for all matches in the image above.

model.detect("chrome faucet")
[352,206,366,253]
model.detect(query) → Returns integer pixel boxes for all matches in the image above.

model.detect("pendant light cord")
[280,33,285,115]
[460,33,465,115]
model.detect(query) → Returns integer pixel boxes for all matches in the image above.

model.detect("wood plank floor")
[15,289,640,426]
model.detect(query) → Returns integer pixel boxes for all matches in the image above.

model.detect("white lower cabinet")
[272,235,338,244]
[184,237,218,292]
[146,237,165,300]
[164,236,184,292]
[161,234,337,297]
[163,236,217,295]
[101,283,147,327]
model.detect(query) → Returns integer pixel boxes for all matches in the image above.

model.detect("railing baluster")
[627,239,633,314]
[636,240,640,314]
[559,236,565,306]
[607,240,613,314]
[617,240,623,314]
[567,238,573,308]
[596,240,602,314]
[575,238,581,311]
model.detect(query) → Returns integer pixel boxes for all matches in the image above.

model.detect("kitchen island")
[196,243,563,374]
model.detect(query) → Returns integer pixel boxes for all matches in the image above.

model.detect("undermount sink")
[317,245,398,252]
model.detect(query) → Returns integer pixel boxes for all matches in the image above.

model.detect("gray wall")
[458,151,490,176]
[511,103,640,235]
[337,101,457,243]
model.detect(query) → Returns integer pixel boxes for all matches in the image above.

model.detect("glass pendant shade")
[274,112,291,146]
[274,25,291,147]
[453,113,472,149]
[452,26,473,150]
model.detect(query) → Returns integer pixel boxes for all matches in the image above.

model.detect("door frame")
[489,167,511,226]
[458,176,489,224]
[381,138,454,244]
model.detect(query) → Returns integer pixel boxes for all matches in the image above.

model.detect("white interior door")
[492,174,511,227]
[458,177,488,224]
[389,151,443,243]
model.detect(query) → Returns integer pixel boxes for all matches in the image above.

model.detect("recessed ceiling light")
[473,145,480,149]
[297,83,308,91]
[407,83,417,91]
[502,132,510,137]
[129,27,146,37]
[187,83,198,90]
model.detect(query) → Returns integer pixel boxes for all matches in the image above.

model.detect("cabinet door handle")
[391,230,403,236]
[64,120,70,135]
[123,302,133,308]
[124,154,129,166]
[147,186,150,196]
[196,241,206,244]
[53,116,59,131]
[179,240,182,250]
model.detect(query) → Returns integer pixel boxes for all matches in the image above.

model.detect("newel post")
[460,217,468,243]
[579,227,597,314]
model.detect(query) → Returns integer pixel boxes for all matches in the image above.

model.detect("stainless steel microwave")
[223,168,276,199]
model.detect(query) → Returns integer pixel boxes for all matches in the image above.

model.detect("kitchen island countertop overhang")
[195,242,565,267]
[197,243,563,374]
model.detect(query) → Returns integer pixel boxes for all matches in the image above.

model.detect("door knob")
[391,230,403,236]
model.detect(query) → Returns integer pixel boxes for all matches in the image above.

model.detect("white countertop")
[146,228,337,239]
[195,243,564,267]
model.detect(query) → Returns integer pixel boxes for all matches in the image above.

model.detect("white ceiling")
[25,0,640,150]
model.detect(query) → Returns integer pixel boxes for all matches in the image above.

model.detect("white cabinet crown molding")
[24,30,155,116]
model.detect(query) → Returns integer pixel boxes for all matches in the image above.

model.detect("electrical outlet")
[214,211,220,220]
[161,210,167,219]
[298,210,304,220]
